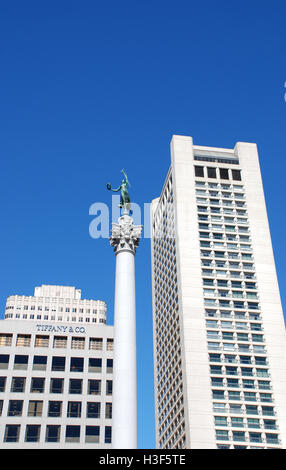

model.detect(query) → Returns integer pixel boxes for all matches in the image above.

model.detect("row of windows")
[215,429,279,445]
[0,377,112,395]
[0,354,113,373]
[205,309,260,320]
[3,424,111,444]
[197,198,246,209]
[6,306,104,314]
[197,206,247,218]
[194,165,242,181]
[211,389,272,402]
[208,342,266,354]
[213,402,275,416]
[215,416,277,429]
[210,377,270,391]
[207,331,263,342]
[0,399,112,419]
[4,314,106,323]
[196,190,244,200]
[0,334,113,350]
[194,154,239,164]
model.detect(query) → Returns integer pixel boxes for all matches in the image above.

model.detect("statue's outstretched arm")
[121,169,130,187]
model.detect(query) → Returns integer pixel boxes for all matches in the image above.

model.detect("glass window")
[28,400,43,417]
[33,355,47,371]
[88,379,101,395]
[106,359,113,373]
[53,336,67,348]
[85,426,100,443]
[25,425,41,442]
[4,425,20,442]
[0,354,9,369]
[8,400,23,416]
[48,401,62,417]
[52,356,65,371]
[231,417,244,427]
[106,380,113,395]
[70,357,84,372]
[67,401,81,418]
[207,167,217,178]
[105,402,112,419]
[86,402,100,418]
[11,377,25,393]
[65,425,80,443]
[50,378,64,394]
[69,379,82,394]
[232,169,241,181]
[233,431,245,441]
[42,421,59,444]
[88,358,102,373]
[31,377,45,393]
[215,416,228,426]
[247,418,260,428]
[215,430,229,441]
[14,355,28,370]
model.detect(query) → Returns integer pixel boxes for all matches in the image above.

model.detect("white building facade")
[151,135,286,449]
[0,285,113,448]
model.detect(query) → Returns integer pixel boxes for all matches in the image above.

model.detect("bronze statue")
[107,169,131,214]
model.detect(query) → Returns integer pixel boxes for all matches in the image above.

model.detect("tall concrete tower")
[110,212,142,449]
[151,135,286,449]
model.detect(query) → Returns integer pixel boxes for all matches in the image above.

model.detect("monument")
[107,170,142,449]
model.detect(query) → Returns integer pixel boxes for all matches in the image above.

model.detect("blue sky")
[0,0,286,448]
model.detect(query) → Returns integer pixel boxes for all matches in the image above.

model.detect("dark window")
[0,376,6,392]
[86,402,100,418]
[69,379,82,394]
[88,379,101,395]
[207,167,217,178]
[88,358,102,372]
[0,355,9,369]
[25,425,41,442]
[4,425,20,442]
[106,380,113,395]
[85,426,100,443]
[33,356,47,370]
[11,377,25,393]
[67,401,81,418]
[106,359,113,373]
[194,166,204,177]
[105,402,112,419]
[219,168,229,180]
[50,378,64,394]
[46,425,60,442]
[31,377,45,393]
[52,356,66,372]
[14,355,28,370]
[232,169,241,181]
[48,401,62,417]
[66,425,80,442]
[8,400,23,416]
[105,426,112,444]
[70,357,84,372]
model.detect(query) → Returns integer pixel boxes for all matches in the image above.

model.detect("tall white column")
[110,213,142,449]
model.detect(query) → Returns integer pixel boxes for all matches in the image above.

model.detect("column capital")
[110,214,142,255]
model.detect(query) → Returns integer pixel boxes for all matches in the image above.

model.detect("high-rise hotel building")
[151,135,286,449]
[0,285,113,448]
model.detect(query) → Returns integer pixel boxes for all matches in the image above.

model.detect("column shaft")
[112,249,137,448]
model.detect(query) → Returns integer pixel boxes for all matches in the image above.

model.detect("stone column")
[110,213,142,449]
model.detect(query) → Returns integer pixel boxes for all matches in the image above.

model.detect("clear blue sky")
[0,0,285,449]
